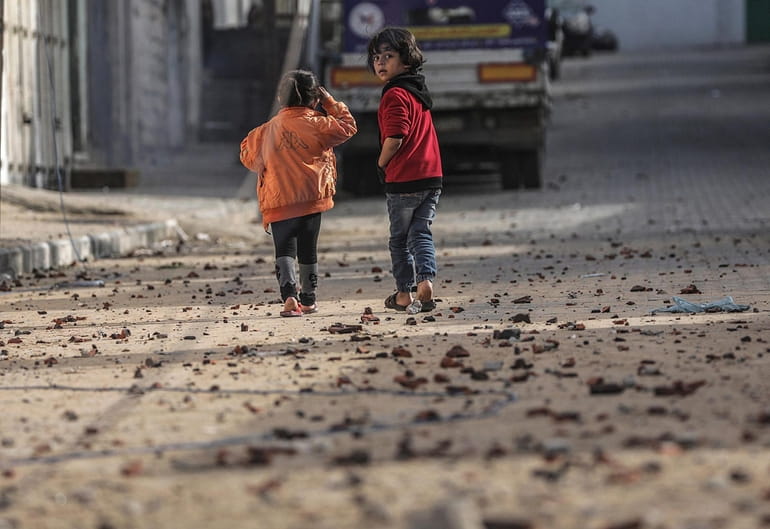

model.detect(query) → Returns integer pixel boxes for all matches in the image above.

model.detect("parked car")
[548,0,594,57]
[592,28,619,51]
[547,0,618,57]
[561,1,595,56]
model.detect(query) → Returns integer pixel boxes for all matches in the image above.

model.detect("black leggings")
[271,212,322,262]
[271,213,322,304]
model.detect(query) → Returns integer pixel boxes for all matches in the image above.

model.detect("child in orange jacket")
[240,70,357,317]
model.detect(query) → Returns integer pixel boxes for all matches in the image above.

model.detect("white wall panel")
[589,0,745,51]
[1,0,72,187]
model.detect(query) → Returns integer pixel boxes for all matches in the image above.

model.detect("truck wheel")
[341,153,381,196]
[500,150,543,190]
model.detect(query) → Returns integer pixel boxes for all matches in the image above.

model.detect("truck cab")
[320,0,551,195]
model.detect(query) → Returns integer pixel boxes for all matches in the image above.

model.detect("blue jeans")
[386,189,441,293]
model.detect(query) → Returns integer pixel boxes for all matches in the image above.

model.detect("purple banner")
[343,0,547,53]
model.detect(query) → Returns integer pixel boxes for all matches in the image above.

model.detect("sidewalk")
[0,141,257,277]
[0,185,256,278]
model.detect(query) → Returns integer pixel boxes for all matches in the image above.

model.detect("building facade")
[1,0,202,189]
[590,0,769,51]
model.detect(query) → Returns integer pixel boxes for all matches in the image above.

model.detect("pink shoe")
[299,303,317,314]
[280,298,302,317]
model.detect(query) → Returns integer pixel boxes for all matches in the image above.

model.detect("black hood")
[382,73,433,110]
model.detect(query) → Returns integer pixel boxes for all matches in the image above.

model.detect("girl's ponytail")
[278,70,321,108]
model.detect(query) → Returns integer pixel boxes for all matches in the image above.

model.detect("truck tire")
[341,153,381,196]
[500,150,542,190]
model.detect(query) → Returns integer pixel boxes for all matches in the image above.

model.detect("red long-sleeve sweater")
[378,86,442,192]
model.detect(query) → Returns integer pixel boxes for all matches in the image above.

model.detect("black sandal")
[419,300,436,312]
[384,293,409,311]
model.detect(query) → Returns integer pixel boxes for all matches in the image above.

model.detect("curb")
[0,219,184,277]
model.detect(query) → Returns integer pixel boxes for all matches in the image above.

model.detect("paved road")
[1,45,769,529]
[546,45,770,231]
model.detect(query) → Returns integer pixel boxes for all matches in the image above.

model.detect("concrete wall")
[83,0,201,171]
[589,0,746,51]
[2,0,203,188]
[184,0,202,139]
[128,0,199,160]
[132,0,174,153]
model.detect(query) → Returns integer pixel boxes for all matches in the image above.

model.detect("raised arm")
[317,87,358,146]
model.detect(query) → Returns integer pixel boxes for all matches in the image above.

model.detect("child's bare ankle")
[396,291,412,305]
[283,297,299,311]
[417,280,433,301]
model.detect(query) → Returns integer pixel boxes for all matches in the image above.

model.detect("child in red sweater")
[367,27,443,314]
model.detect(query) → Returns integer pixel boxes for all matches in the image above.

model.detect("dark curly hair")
[366,27,425,74]
[277,69,321,108]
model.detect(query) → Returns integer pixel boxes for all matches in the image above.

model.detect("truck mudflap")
[500,149,543,189]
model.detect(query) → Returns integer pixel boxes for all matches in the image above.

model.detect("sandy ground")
[1,187,769,529]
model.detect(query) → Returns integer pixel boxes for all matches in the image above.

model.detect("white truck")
[319,0,551,195]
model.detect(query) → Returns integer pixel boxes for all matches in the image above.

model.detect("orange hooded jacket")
[240,95,357,230]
